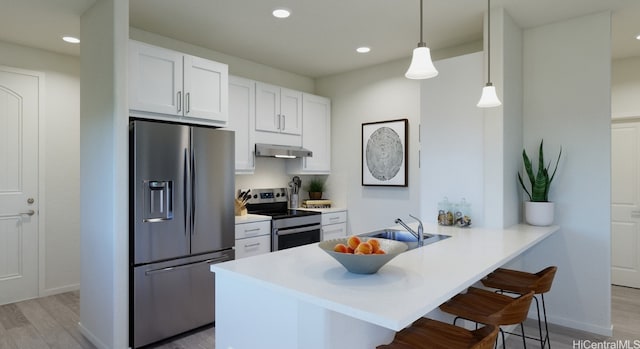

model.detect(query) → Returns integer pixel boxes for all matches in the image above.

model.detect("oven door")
[273,223,322,251]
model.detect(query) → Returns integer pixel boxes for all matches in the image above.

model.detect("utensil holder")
[289,193,299,209]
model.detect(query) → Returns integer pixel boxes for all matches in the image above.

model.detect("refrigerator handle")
[183,148,188,235]
[144,256,232,276]
[191,138,196,235]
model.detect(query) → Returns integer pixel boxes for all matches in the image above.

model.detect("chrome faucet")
[395,214,424,247]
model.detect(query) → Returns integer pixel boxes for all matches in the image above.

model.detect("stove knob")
[253,194,258,199]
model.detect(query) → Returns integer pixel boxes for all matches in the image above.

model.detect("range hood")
[255,143,313,159]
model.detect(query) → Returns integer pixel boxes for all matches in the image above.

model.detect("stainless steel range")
[244,188,322,251]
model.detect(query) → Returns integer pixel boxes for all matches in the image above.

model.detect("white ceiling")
[1,0,639,78]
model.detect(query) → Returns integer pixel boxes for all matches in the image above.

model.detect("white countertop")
[234,213,271,224]
[212,223,558,331]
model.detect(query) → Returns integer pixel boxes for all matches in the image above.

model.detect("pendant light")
[405,0,438,79]
[477,0,502,108]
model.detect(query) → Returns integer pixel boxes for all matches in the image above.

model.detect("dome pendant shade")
[477,83,502,108]
[405,46,438,79]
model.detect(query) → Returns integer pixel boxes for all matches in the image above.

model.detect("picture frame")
[361,118,408,187]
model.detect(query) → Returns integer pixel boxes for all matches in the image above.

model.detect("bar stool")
[377,318,499,349]
[439,287,535,348]
[481,266,557,349]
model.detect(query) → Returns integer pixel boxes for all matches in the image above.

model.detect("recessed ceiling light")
[272,8,291,19]
[636,33,640,40]
[62,36,80,44]
[356,47,371,53]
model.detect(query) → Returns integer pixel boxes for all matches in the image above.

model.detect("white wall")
[495,9,524,228]
[314,41,480,233]
[79,0,129,348]
[315,58,422,233]
[0,40,81,295]
[421,52,485,226]
[612,57,640,119]
[519,11,612,335]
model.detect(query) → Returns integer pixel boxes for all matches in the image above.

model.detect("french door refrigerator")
[129,119,235,348]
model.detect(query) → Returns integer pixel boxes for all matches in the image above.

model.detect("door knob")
[27,198,35,204]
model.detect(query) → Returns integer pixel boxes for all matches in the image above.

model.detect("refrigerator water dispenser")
[143,180,173,222]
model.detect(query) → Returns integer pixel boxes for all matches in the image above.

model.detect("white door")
[0,66,40,305]
[228,76,255,173]
[255,82,281,133]
[183,55,228,124]
[301,93,331,173]
[612,121,640,288]
[128,40,183,116]
[280,88,302,136]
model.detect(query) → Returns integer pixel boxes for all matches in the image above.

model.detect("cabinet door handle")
[329,216,340,221]
[186,92,190,114]
[277,114,282,130]
[177,91,182,112]
[281,114,285,131]
[244,242,261,248]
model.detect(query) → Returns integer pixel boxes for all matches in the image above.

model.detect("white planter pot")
[524,201,555,226]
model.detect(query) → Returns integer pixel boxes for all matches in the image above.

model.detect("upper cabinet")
[227,76,255,174]
[288,93,331,174]
[255,82,302,136]
[129,40,228,126]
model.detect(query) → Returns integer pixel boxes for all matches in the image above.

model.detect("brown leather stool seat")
[481,266,557,349]
[377,318,499,349]
[439,287,535,348]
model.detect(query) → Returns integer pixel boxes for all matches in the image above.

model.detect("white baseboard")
[40,283,80,297]
[546,314,613,337]
[78,321,113,349]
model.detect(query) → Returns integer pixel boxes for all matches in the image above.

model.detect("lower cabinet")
[321,210,348,241]
[235,220,271,259]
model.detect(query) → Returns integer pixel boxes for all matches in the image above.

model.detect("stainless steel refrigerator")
[129,119,235,348]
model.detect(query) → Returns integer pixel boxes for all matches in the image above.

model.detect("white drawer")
[235,235,271,259]
[235,220,270,239]
[322,222,347,241]
[321,210,347,225]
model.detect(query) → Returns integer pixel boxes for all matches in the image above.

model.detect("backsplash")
[235,157,329,200]
[235,157,291,190]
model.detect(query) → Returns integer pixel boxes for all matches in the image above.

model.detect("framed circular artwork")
[361,119,408,186]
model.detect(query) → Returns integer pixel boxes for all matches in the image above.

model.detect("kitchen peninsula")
[211,223,558,349]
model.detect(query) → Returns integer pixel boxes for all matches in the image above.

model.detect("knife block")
[234,199,247,216]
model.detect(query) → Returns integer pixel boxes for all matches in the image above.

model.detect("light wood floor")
[0,286,638,348]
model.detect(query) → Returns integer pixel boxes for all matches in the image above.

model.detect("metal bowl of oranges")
[318,236,408,274]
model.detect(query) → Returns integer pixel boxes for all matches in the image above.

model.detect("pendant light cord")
[420,0,424,44]
[487,0,491,83]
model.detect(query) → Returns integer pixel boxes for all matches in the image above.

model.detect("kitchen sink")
[358,229,450,250]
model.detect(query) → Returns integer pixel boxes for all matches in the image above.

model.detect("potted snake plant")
[518,140,562,226]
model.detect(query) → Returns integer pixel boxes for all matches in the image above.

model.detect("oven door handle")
[274,224,322,236]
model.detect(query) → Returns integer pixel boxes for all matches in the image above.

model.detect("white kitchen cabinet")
[235,220,271,259]
[228,76,255,174]
[321,210,347,241]
[235,235,271,259]
[129,40,228,125]
[255,82,302,136]
[288,93,331,174]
